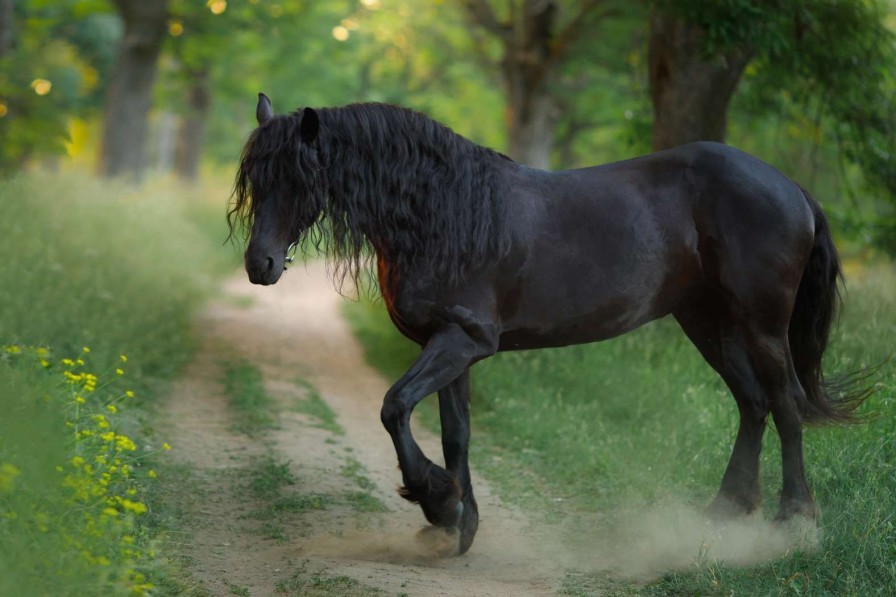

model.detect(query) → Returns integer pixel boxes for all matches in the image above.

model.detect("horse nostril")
[265,256,274,272]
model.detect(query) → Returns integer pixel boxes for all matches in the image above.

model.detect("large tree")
[98,0,168,181]
[648,0,896,177]
[459,0,627,168]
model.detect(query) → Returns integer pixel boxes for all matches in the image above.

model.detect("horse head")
[231,93,321,285]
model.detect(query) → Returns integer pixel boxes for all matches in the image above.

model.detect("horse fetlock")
[406,465,462,528]
[775,496,819,523]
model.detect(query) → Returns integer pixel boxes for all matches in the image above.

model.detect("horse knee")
[380,393,408,432]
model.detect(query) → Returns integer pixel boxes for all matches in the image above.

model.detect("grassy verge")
[344,264,896,595]
[223,360,277,436]
[0,172,238,595]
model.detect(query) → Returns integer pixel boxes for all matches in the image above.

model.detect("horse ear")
[300,107,319,143]
[256,92,273,126]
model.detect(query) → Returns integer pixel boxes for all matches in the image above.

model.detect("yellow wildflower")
[120,499,147,515]
[75,396,85,404]
[76,358,85,366]
[162,442,171,451]
[4,345,21,354]
[34,511,49,532]
[125,390,135,398]
[120,354,127,363]
[147,469,157,479]
[100,431,115,442]
[102,507,119,517]
[106,404,117,414]
[71,456,85,469]
[115,435,136,451]
[115,368,124,376]
[82,346,90,353]
[61,358,75,366]
[0,463,21,492]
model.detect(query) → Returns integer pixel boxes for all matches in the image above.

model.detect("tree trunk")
[0,0,12,58]
[463,0,609,169]
[98,0,168,181]
[504,66,555,168]
[174,68,211,182]
[648,13,753,151]
[499,1,558,169]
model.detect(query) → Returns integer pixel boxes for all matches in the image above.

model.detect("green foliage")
[0,1,119,171]
[345,263,896,594]
[0,172,237,595]
[0,346,164,596]
[657,0,896,251]
[0,173,238,384]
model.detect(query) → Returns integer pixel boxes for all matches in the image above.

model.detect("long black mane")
[230,103,514,294]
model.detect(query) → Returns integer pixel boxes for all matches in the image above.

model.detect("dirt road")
[163,262,559,596]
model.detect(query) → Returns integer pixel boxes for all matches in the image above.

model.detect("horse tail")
[789,188,869,424]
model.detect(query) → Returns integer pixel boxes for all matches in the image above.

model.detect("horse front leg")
[438,368,478,554]
[380,324,495,554]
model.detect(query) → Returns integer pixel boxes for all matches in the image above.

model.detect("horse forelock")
[231,103,513,297]
[229,115,325,245]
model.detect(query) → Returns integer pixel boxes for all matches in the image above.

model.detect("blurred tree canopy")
[0,0,118,171]
[0,0,894,250]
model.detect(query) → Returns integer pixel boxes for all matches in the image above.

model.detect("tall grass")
[0,173,237,381]
[0,172,237,595]
[344,264,896,595]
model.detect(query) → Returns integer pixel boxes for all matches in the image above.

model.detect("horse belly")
[497,260,684,351]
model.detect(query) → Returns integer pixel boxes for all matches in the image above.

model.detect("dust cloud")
[543,498,821,580]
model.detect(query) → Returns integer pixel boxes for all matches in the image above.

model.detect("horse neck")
[319,106,504,258]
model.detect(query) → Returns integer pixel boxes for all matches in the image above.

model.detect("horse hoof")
[706,493,758,521]
[415,525,460,557]
[774,499,819,524]
[457,496,479,555]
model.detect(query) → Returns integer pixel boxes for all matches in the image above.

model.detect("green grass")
[224,360,276,435]
[0,172,238,385]
[247,454,297,499]
[0,172,238,595]
[344,264,896,595]
[275,562,396,596]
[226,581,251,596]
[341,456,378,492]
[293,378,344,435]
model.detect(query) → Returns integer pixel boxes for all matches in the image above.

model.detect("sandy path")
[163,261,559,596]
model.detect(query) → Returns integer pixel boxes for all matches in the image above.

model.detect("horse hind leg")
[701,306,818,522]
[674,299,770,516]
[436,368,479,554]
[743,331,819,521]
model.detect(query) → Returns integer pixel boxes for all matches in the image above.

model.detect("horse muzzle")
[244,249,285,285]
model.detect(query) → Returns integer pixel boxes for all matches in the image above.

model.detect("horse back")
[495,142,814,350]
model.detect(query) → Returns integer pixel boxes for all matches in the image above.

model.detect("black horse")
[230,93,864,555]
